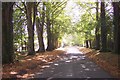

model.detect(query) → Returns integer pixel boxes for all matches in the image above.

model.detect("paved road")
[35,47,113,79]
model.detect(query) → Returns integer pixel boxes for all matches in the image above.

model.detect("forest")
[2,0,120,79]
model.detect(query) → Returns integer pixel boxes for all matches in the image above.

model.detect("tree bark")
[85,40,89,48]
[26,2,35,55]
[95,2,100,50]
[112,2,120,54]
[100,2,107,52]
[46,17,53,51]
[36,3,45,52]
[46,4,53,51]
[2,2,14,64]
[89,40,92,48]
[36,18,45,52]
[40,2,45,52]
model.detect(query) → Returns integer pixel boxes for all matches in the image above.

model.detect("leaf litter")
[79,47,120,78]
[2,50,66,79]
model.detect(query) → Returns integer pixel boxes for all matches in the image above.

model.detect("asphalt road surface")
[34,47,114,79]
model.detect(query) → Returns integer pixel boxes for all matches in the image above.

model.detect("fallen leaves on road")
[79,48,120,78]
[2,50,66,79]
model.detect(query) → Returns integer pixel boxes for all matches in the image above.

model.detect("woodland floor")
[2,47,120,79]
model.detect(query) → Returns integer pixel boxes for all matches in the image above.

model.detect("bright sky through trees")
[64,0,81,23]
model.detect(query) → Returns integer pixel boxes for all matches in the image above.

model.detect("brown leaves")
[79,48,120,78]
[2,50,65,79]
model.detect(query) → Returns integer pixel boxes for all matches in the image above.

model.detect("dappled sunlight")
[84,68,90,71]
[10,71,18,75]
[26,59,32,61]
[94,52,100,56]
[54,63,59,66]
[3,0,120,78]
[35,57,43,61]
[16,73,35,78]
[66,73,73,77]
[36,72,43,75]
[81,64,86,69]
[65,60,71,63]
[41,65,50,68]
[3,50,65,78]
[69,56,78,59]
[80,48,120,78]
[51,71,54,73]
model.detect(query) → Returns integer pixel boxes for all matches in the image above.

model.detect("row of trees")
[2,2,69,64]
[2,1,120,64]
[95,1,120,53]
[75,1,120,53]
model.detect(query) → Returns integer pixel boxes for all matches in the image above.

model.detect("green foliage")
[13,3,27,51]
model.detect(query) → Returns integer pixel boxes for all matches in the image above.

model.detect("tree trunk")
[35,3,45,52]
[40,2,45,52]
[46,5,53,51]
[112,2,120,54]
[36,18,45,52]
[46,17,53,51]
[100,2,107,52]
[2,2,14,64]
[26,2,35,55]
[95,1,100,50]
[85,40,89,48]
[89,40,92,48]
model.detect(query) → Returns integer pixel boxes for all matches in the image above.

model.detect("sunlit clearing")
[66,47,83,54]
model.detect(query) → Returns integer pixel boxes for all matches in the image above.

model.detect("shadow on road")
[35,46,113,78]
